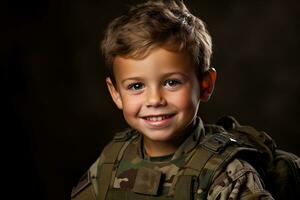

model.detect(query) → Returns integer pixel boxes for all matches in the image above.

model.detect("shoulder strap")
[95,129,137,200]
[170,129,259,198]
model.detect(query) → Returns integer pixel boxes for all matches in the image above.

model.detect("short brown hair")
[101,0,212,79]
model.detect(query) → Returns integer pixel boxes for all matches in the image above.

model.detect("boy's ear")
[200,68,217,102]
[106,77,123,109]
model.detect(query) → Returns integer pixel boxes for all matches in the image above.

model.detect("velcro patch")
[133,167,162,195]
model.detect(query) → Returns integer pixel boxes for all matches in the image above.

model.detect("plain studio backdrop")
[2,0,299,199]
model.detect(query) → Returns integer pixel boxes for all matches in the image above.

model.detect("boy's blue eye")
[128,82,144,90]
[164,79,181,87]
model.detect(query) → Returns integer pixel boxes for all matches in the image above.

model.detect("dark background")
[2,0,299,199]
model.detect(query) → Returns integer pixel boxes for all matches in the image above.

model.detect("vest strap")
[167,145,213,196]
[173,175,197,200]
[169,132,250,198]
[97,131,137,200]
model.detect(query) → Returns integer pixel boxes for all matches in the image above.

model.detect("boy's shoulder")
[205,116,300,199]
[71,128,138,199]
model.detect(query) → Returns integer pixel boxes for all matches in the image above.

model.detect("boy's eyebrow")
[121,72,189,84]
[161,72,189,78]
[121,77,144,84]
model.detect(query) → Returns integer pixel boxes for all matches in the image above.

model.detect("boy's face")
[106,47,216,145]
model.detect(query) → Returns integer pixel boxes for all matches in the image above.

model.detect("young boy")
[71,0,274,199]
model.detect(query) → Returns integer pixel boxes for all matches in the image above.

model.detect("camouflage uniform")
[71,118,274,200]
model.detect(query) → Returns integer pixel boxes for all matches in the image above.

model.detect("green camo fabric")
[71,116,300,200]
[104,117,208,199]
[72,117,251,199]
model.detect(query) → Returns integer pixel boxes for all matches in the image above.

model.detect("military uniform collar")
[171,117,205,160]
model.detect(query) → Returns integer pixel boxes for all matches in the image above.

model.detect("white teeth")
[146,115,169,121]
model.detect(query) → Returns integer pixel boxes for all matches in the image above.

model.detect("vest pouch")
[106,175,195,200]
[107,188,172,200]
[106,167,175,200]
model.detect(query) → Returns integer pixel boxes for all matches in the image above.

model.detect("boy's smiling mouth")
[141,114,176,128]
[144,114,174,121]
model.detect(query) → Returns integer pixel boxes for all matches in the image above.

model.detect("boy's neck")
[142,119,197,157]
[143,139,179,157]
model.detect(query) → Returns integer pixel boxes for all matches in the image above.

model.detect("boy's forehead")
[114,46,193,67]
[112,47,197,79]
[114,47,192,66]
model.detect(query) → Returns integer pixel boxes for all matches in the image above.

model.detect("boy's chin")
[141,129,183,143]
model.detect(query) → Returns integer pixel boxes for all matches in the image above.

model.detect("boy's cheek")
[169,88,200,107]
[170,96,199,112]
[122,96,142,112]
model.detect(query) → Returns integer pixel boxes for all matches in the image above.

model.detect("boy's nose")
[146,88,166,107]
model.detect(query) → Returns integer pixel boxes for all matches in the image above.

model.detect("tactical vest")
[71,116,300,200]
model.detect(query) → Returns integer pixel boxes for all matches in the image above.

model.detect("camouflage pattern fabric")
[72,118,274,199]
[207,159,273,200]
[111,118,205,196]
[112,136,188,195]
